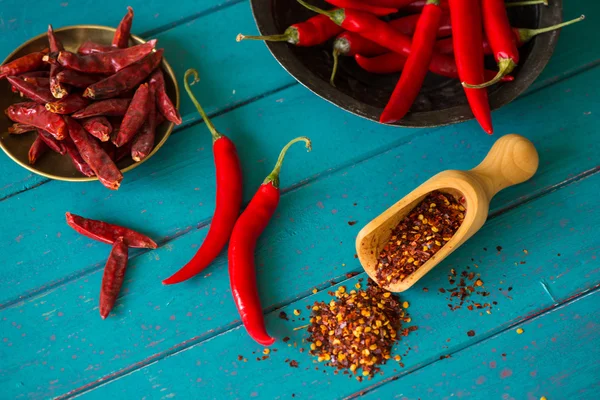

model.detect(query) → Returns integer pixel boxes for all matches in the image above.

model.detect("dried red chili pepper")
[78,40,114,55]
[228,136,312,346]
[65,116,123,190]
[330,31,388,86]
[162,69,243,284]
[324,0,398,16]
[65,212,157,248]
[6,76,54,104]
[22,76,50,87]
[8,123,36,134]
[28,135,48,165]
[131,84,156,162]
[18,71,50,79]
[46,40,156,74]
[83,49,163,100]
[115,141,133,162]
[113,83,150,147]
[0,49,49,79]
[237,13,343,46]
[81,116,113,142]
[99,237,129,319]
[380,0,443,124]
[113,7,134,48]
[5,102,67,140]
[72,98,131,118]
[149,69,182,125]
[63,138,95,177]
[448,0,493,134]
[101,141,117,161]
[38,129,66,155]
[56,69,104,88]
[45,93,90,115]
[47,24,68,99]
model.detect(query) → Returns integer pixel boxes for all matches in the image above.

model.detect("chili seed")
[516,328,524,334]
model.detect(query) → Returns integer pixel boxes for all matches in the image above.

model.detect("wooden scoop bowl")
[356,134,539,292]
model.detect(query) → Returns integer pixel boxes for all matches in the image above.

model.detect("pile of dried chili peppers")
[237,0,584,134]
[2,6,182,190]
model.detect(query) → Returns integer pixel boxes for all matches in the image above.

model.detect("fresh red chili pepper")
[38,129,66,155]
[236,13,343,46]
[380,0,443,124]
[113,7,134,48]
[404,0,448,12]
[8,123,36,134]
[99,237,129,319]
[390,13,452,38]
[63,138,95,177]
[45,94,90,115]
[131,83,156,162]
[56,69,104,88]
[324,0,397,16]
[45,40,156,74]
[65,212,157,248]
[81,116,113,142]
[149,69,182,125]
[65,116,123,190]
[5,102,67,140]
[366,0,425,7]
[72,98,131,119]
[113,83,150,147]
[330,31,388,86]
[448,0,493,134]
[228,136,312,346]
[47,24,68,99]
[28,134,48,165]
[83,49,163,100]
[0,49,49,79]
[162,69,243,285]
[6,76,54,104]
[78,40,114,55]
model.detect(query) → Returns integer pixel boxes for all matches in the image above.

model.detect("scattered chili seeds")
[375,191,465,285]
[516,328,524,334]
[293,309,301,316]
[263,348,270,355]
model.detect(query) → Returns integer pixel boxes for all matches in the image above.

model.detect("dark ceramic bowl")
[249,0,562,127]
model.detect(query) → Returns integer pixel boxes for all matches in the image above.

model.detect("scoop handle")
[469,134,539,200]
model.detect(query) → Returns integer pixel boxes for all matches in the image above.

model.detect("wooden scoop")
[356,134,539,292]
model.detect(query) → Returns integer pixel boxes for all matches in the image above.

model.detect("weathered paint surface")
[0,0,598,399]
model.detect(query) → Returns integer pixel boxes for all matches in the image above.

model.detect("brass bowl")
[0,25,179,182]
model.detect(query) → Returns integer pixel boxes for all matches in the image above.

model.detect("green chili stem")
[330,49,340,87]
[506,0,547,7]
[518,15,585,43]
[183,68,222,142]
[236,33,289,42]
[463,58,516,89]
[426,0,441,5]
[297,0,334,18]
[264,136,312,188]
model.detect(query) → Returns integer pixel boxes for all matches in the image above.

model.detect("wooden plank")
[1,62,598,308]
[0,83,598,398]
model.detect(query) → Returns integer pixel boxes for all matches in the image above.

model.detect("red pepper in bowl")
[149,69,182,125]
[0,49,49,79]
[38,129,66,155]
[72,98,131,119]
[5,102,67,140]
[324,0,397,16]
[330,31,388,86]
[6,76,54,104]
[78,40,114,55]
[113,6,134,48]
[47,24,68,99]
[113,83,150,147]
[28,135,48,165]
[45,94,90,115]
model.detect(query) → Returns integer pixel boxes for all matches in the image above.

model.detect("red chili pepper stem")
[506,0,547,7]
[183,69,223,143]
[516,15,585,44]
[298,0,344,25]
[264,137,312,188]
[236,28,299,45]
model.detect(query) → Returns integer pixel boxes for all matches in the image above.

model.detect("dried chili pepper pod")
[56,69,104,88]
[149,69,182,125]
[0,49,49,79]
[113,7,134,48]
[19,71,50,79]
[113,83,150,147]
[7,76,54,104]
[131,83,157,162]
[83,49,163,100]
[162,69,243,285]
[324,0,398,16]
[65,116,123,190]
[22,76,50,87]
[72,98,131,119]
[228,136,312,346]
[8,123,36,134]
[28,135,48,164]
[38,129,66,155]
[78,40,114,55]
[63,138,95,177]
[5,102,67,140]
[45,93,90,115]
[81,116,113,142]
[99,237,129,319]
[65,212,158,248]
[48,25,68,99]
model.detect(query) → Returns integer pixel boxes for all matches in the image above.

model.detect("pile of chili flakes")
[376,191,466,286]
[306,280,416,381]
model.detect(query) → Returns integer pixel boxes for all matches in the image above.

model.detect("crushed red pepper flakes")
[289,360,299,368]
[348,220,358,226]
[279,311,289,321]
[467,330,476,337]
[375,191,465,285]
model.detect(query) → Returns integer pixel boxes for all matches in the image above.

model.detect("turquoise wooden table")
[1,1,598,399]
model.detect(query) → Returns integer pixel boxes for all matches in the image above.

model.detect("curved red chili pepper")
[0,49,49,79]
[65,212,157,248]
[28,135,48,165]
[236,13,343,46]
[324,0,397,16]
[113,7,134,48]
[162,69,243,285]
[330,31,388,86]
[448,0,493,134]
[99,237,129,319]
[78,40,114,55]
[390,13,452,38]
[229,137,312,346]
[380,0,443,124]
[48,24,68,99]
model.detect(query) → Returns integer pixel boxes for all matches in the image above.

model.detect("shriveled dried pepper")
[131,84,156,162]
[65,116,123,190]
[113,7,134,48]
[45,93,90,115]
[28,135,48,164]
[83,49,163,100]
[8,123,36,134]
[78,40,114,55]
[0,49,49,79]
[149,69,181,125]
[63,138,95,177]
[65,212,158,248]
[7,76,54,104]
[22,76,50,87]
[81,116,113,142]
[5,102,67,140]
[113,83,150,147]
[19,71,50,79]
[56,69,104,88]
[99,237,129,319]
[48,24,68,99]
[38,129,66,155]
[72,98,131,118]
